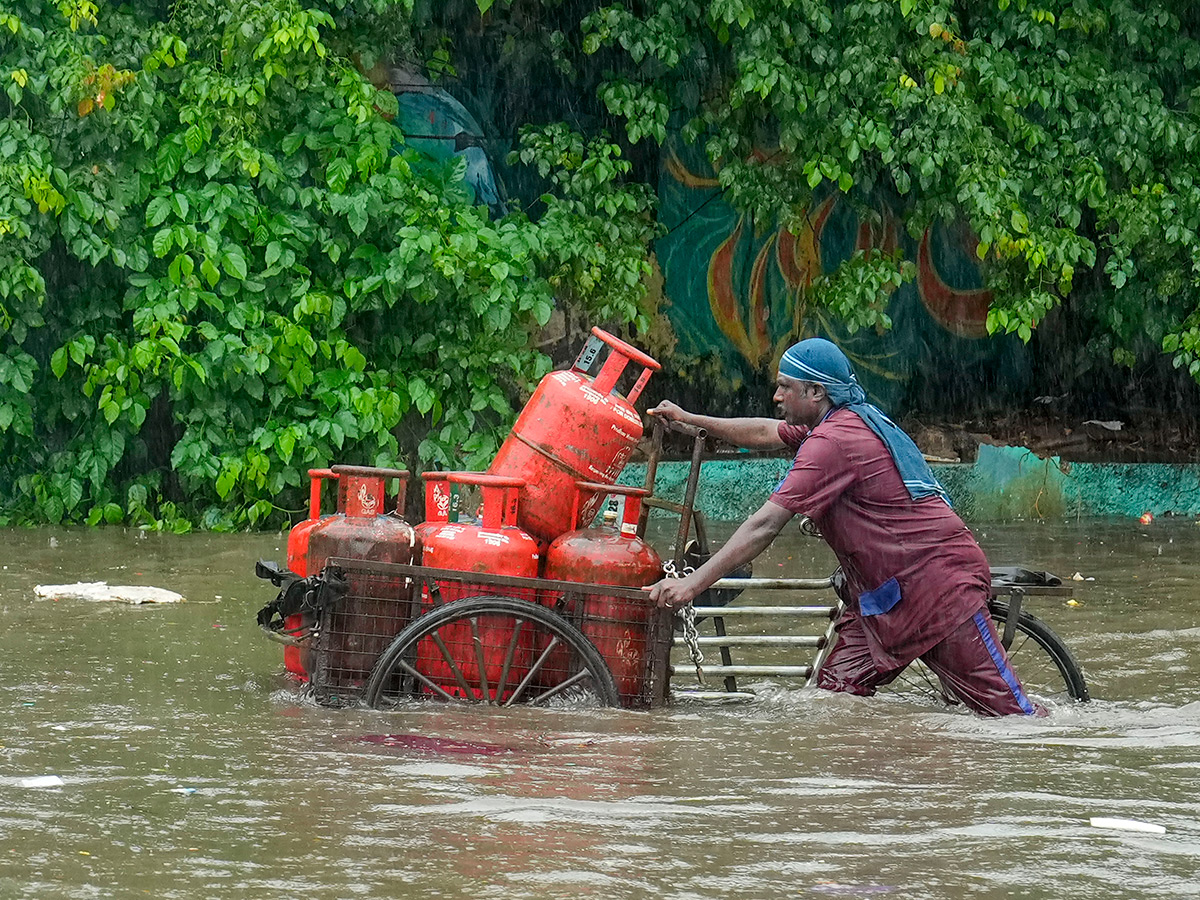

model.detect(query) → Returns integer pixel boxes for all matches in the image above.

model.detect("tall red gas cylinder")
[418,473,540,699]
[306,466,415,692]
[487,327,659,545]
[282,468,337,677]
[543,482,662,706]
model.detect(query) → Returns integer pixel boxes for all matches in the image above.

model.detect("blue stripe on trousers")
[973,611,1037,716]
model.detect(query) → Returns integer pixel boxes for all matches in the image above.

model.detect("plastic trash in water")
[32,582,184,604]
[168,787,197,795]
[21,775,64,788]
[1090,817,1166,835]
[1139,512,1154,525]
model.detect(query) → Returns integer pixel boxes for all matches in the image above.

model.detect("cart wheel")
[876,601,1089,707]
[363,596,620,709]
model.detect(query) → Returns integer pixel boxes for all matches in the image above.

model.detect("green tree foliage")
[0,0,657,528]
[9,0,1200,528]
[579,0,1200,384]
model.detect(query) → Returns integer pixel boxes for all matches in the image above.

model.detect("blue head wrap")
[779,338,949,504]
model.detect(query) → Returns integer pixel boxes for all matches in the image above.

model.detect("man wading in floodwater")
[645,338,1041,717]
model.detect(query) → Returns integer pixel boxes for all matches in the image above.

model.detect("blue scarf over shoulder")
[780,338,949,505]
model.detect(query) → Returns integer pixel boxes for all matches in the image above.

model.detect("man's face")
[773,374,824,427]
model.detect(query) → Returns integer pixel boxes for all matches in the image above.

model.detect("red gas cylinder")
[418,473,541,700]
[282,468,337,678]
[487,327,659,545]
[306,465,415,692]
[543,482,662,706]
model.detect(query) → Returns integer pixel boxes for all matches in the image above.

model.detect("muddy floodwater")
[2,518,1199,899]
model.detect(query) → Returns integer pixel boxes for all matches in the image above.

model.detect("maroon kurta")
[770,410,990,670]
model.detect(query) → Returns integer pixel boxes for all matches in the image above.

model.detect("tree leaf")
[152,227,173,257]
[201,257,220,287]
[222,246,248,280]
[146,196,171,227]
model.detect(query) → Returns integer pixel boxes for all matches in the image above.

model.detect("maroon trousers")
[816,606,1043,717]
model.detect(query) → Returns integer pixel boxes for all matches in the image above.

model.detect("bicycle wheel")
[988,599,1090,703]
[363,595,620,709]
[876,602,1090,707]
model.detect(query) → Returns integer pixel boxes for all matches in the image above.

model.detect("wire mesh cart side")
[309,560,675,709]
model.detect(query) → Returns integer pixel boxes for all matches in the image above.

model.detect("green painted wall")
[621,444,1200,523]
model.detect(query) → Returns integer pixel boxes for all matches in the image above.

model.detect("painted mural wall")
[378,75,1029,415]
[655,139,1028,412]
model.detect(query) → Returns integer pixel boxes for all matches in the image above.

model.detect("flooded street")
[1,518,1199,899]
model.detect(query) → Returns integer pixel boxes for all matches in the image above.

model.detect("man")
[646,338,1040,716]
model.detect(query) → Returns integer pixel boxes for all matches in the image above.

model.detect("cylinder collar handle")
[571,481,649,535]
[576,327,660,403]
[447,472,526,529]
[306,468,338,520]
[421,471,456,524]
[331,465,410,516]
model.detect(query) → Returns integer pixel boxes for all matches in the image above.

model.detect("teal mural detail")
[388,71,505,216]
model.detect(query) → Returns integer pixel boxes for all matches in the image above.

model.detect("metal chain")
[663,557,704,683]
[677,603,705,683]
[661,558,695,579]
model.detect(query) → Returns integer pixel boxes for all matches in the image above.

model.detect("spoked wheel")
[877,601,1090,707]
[987,600,1089,703]
[363,596,620,709]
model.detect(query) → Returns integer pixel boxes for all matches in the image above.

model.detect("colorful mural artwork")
[656,140,1021,411]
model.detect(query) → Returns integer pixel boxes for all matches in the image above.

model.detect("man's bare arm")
[647,400,786,450]
[645,500,795,608]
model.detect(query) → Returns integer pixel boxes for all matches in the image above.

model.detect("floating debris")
[21,775,64,788]
[1090,817,1166,835]
[1139,512,1154,525]
[33,582,184,604]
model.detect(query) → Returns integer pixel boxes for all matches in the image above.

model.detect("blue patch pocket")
[859,577,902,616]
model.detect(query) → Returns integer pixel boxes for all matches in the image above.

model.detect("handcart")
[257,418,1090,711]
